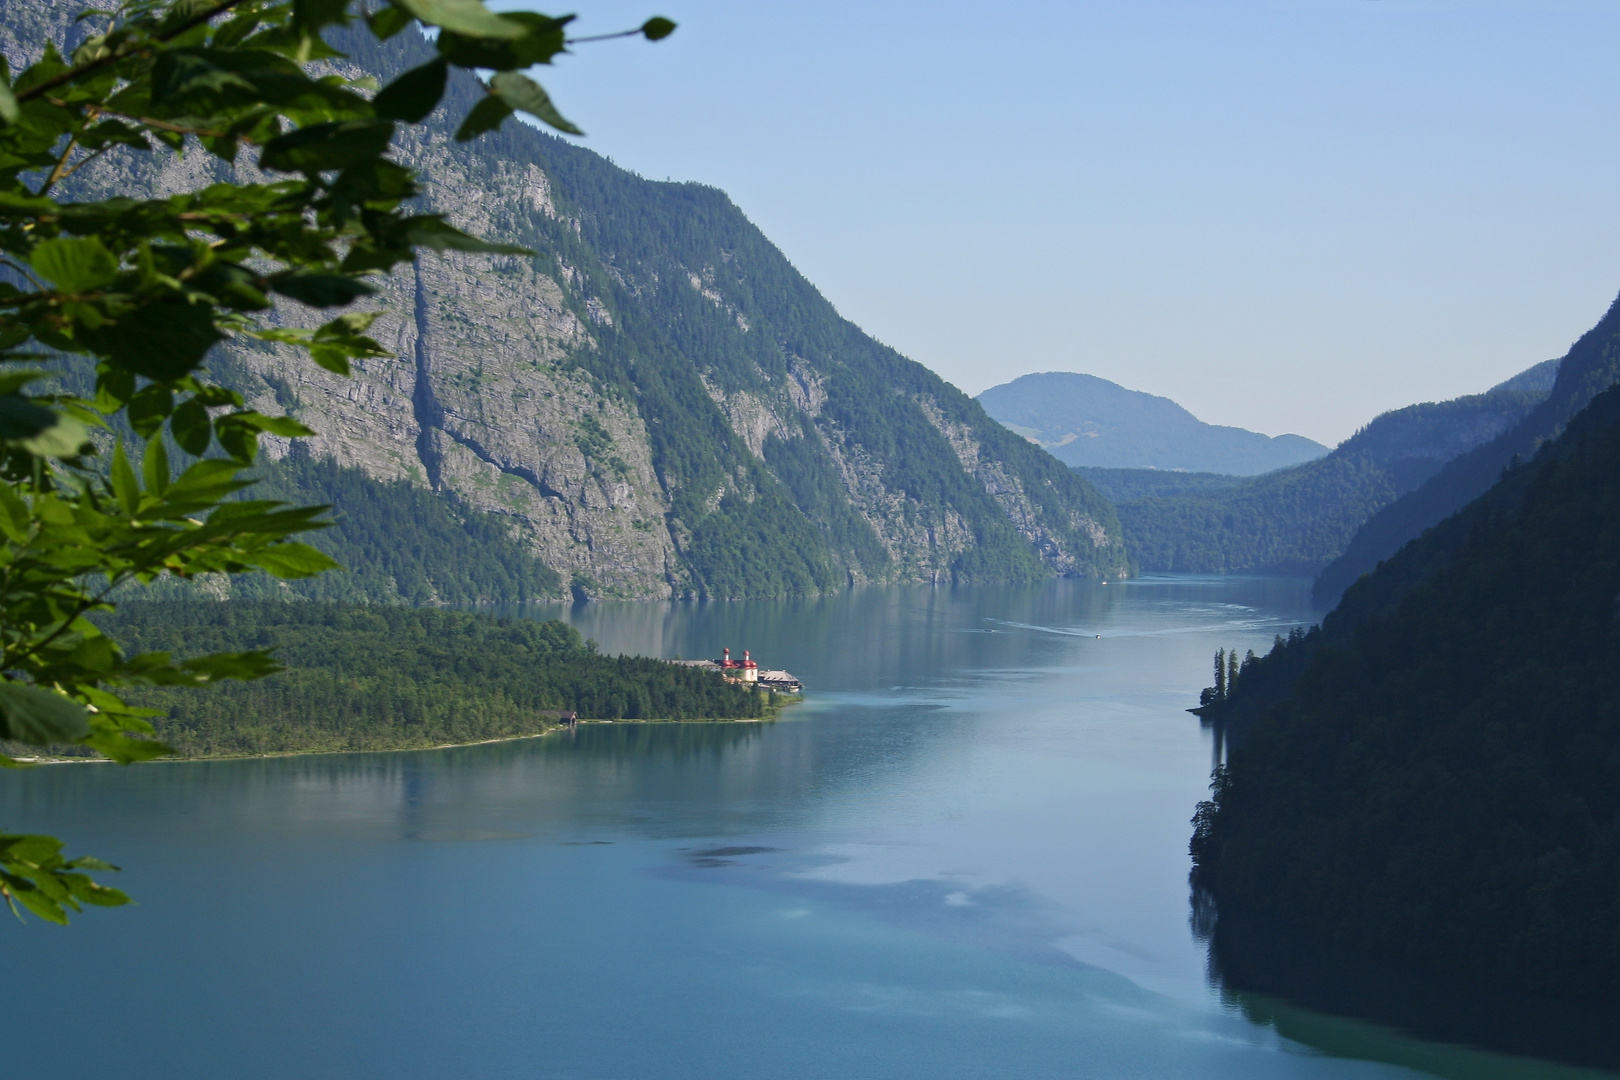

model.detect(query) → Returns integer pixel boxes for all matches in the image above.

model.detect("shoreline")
[11,706,796,766]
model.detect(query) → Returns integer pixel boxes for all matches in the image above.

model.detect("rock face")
[11,8,1129,599]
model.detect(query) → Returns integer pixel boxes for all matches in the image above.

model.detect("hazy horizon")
[511,0,1620,446]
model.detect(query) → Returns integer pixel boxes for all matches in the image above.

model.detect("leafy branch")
[0,0,674,922]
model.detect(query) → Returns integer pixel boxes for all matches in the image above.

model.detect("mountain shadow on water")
[1200,906,1620,1074]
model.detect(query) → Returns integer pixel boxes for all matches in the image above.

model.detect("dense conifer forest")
[1189,381,1620,998]
[1315,295,1620,605]
[244,452,563,604]
[1115,384,1549,576]
[1070,467,1248,505]
[50,605,775,759]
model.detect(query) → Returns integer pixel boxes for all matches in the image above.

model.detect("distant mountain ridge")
[1314,302,1620,604]
[1112,361,1557,575]
[976,372,1327,475]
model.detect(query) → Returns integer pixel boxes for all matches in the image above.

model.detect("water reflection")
[1200,902,1620,1076]
[11,576,1598,1080]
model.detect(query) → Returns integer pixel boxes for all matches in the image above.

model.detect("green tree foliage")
[1191,382,1620,997]
[1072,466,1248,505]
[1315,294,1620,606]
[44,603,766,757]
[0,0,671,920]
[236,450,561,603]
[1117,389,1547,576]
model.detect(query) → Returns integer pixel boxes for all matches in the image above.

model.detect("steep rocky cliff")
[8,5,1127,599]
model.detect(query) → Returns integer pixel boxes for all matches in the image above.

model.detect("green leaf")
[0,79,19,127]
[220,411,316,438]
[215,419,258,463]
[181,651,284,682]
[490,72,581,135]
[127,384,175,439]
[401,215,533,255]
[2,873,71,924]
[642,17,677,41]
[65,856,121,873]
[391,0,526,39]
[260,120,396,174]
[69,879,130,908]
[30,237,119,293]
[293,0,351,31]
[0,398,90,458]
[0,683,91,746]
[142,437,170,496]
[80,301,224,382]
[171,398,212,456]
[309,344,351,375]
[110,441,140,516]
[368,4,412,39]
[79,730,171,765]
[373,59,448,123]
[454,94,512,141]
[252,542,343,578]
[315,312,381,338]
[272,273,377,308]
[0,395,61,442]
[435,14,570,70]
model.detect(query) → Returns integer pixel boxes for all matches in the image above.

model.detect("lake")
[0,576,1606,1079]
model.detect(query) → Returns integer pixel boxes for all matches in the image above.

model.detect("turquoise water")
[0,577,1603,1078]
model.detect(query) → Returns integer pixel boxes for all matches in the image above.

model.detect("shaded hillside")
[1191,377,1620,1001]
[8,6,1128,599]
[1315,302,1620,604]
[1115,363,1553,575]
[978,372,1325,474]
[1071,467,1247,504]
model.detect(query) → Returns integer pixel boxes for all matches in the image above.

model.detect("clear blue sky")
[504,0,1620,446]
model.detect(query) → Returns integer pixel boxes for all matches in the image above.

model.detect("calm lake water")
[1,577,1607,1079]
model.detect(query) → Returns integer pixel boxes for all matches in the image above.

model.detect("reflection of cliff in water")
[1195,896,1620,1076]
[493,580,1131,694]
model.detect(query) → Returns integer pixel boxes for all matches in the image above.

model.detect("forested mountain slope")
[1113,360,1555,575]
[1071,467,1249,504]
[8,4,1128,600]
[979,372,1326,474]
[1315,297,1620,605]
[1191,375,1620,1000]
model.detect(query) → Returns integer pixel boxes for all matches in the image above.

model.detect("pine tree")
[1214,649,1228,700]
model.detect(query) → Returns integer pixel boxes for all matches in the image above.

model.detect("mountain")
[976,372,1327,474]
[1190,371,1620,1007]
[1112,361,1556,575]
[1070,467,1249,504]
[1314,301,1620,605]
[8,7,1129,600]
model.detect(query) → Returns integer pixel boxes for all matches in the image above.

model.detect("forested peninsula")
[1190,378,1620,1003]
[10,605,781,761]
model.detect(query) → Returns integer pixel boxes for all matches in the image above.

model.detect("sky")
[499,0,1620,447]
